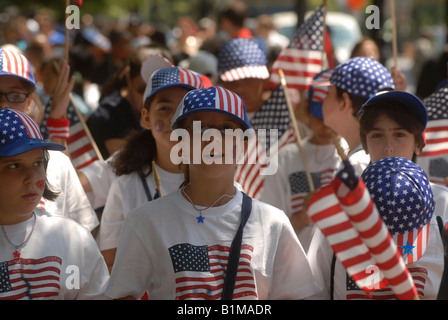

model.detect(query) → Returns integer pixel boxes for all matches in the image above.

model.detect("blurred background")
[2,0,448,97]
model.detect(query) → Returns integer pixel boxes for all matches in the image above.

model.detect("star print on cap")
[143,66,205,104]
[218,38,269,82]
[0,109,65,157]
[330,57,395,98]
[171,86,250,130]
[361,157,434,264]
[0,48,35,87]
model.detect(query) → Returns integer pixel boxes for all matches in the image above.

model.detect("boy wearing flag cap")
[105,86,318,300]
[320,56,395,175]
[307,156,446,299]
[98,62,206,272]
[0,109,109,299]
[0,48,98,231]
[358,90,448,220]
[260,69,348,252]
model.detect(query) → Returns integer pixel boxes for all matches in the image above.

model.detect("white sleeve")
[306,229,333,299]
[105,212,153,299]
[79,158,117,210]
[259,169,290,216]
[268,211,319,299]
[47,151,99,231]
[97,179,127,251]
[76,230,111,300]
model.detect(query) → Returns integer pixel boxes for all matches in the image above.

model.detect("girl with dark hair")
[98,64,205,272]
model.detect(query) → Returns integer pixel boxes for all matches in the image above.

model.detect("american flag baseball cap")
[308,69,334,120]
[361,157,434,264]
[0,48,36,87]
[312,57,395,99]
[357,90,428,130]
[218,38,269,82]
[143,66,205,104]
[0,109,65,157]
[171,86,251,130]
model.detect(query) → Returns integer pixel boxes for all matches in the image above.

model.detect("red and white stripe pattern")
[420,119,448,157]
[67,122,98,169]
[268,5,335,91]
[178,67,204,91]
[308,184,389,292]
[334,177,418,300]
[308,159,419,299]
[0,256,62,300]
[170,243,256,300]
[394,225,430,265]
[46,118,70,140]
[215,86,245,122]
[0,48,35,85]
[221,65,270,82]
[13,110,43,139]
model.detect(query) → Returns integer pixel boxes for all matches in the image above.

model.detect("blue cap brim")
[358,91,427,129]
[0,139,66,157]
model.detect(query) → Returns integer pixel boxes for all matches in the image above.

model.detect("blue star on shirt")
[196,214,205,223]
[400,241,415,256]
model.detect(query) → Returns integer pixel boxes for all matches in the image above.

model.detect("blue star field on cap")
[361,157,434,263]
[330,57,394,98]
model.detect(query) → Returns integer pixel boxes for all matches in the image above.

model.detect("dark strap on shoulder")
[437,216,448,300]
[139,174,153,201]
[221,192,252,300]
[330,253,336,300]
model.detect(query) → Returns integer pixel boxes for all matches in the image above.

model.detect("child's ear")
[340,92,353,113]
[140,108,151,130]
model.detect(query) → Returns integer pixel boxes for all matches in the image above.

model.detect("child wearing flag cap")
[358,90,448,219]
[0,48,99,231]
[320,56,395,175]
[0,109,109,299]
[105,86,318,300]
[98,62,207,272]
[260,69,348,252]
[307,156,446,299]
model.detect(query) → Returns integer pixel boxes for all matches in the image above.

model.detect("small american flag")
[268,5,335,91]
[346,267,428,300]
[235,86,296,199]
[420,83,448,157]
[0,256,62,300]
[168,243,256,300]
[308,160,418,299]
[289,169,334,216]
[41,98,98,170]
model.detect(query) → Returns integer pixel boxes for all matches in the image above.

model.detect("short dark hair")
[220,1,248,27]
[359,100,425,162]
[335,86,369,117]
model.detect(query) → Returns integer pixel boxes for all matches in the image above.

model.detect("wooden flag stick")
[321,0,328,69]
[278,69,314,191]
[331,132,347,161]
[65,0,70,62]
[152,161,163,197]
[390,0,398,68]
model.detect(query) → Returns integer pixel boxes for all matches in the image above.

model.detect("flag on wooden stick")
[308,158,419,299]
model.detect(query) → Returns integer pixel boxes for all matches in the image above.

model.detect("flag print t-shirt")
[0,209,109,300]
[105,189,318,300]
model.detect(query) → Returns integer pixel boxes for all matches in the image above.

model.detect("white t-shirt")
[0,208,109,300]
[105,189,318,300]
[40,150,98,231]
[98,164,184,251]
[79,155,117,210]
[307,215,445,300]
[260,137,346,251]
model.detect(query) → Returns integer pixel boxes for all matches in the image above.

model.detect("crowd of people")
[1,1,448,300]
